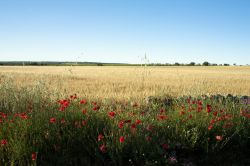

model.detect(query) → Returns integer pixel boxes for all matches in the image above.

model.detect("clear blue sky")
[0,0,250,64]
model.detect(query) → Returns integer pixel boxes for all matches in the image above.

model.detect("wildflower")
[70,94,77,99]
[118,121,124,128]
[92,105,100,111]
[169,156,178,164]
[135,119,142,125]
[180,111,185,115]
[82,120,87,126]
[99,144,106,152]
[31,152,37,161]
[82,109,87,114]
[119,136,125,143]
[206,104,212,113]
[140,111,145,115]
[197,100,203,106]
[213,111,218,116]
[130,123,136,129]
[20,113,28,120]
[49,118,56,123]
[197,105,203,112]
[157,115,168,120]
[0,139,7,145]
[0,113,7,119]
[146,125,154,132]
[59,106,66,111]
[208,125,213,131]
[162,143,168,150]
[98,134,104,142]
[61,118,66,124]
[80,99,87,104]
[215,135,223,141]
[210,119,216,124]
[188,115,193,119]
[146,136,152,142]
[108,111,115,118]
[92,101,97,105]
[160,108,165,114]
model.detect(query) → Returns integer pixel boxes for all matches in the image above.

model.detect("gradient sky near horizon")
[0,0,250,64]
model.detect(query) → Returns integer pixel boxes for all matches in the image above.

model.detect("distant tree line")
[0,61,246,66]
[147,61,232,66]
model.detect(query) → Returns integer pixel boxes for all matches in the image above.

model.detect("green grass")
[0,81,249,165]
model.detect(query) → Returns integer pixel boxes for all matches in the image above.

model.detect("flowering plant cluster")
[0,93,249,165]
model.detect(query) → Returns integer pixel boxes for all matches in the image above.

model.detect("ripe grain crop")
[0,66,249,100]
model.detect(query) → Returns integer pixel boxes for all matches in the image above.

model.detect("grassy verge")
[0,81,249,165]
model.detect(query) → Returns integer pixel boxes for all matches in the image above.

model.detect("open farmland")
[0,66,250,99]
[0,66,250,165]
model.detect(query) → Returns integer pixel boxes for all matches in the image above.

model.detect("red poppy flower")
[80,99,87,104]
[92,105,100,111]
[0,139,7,145]
[58,99,70,107]
[208,125,213,131]
[70,94,77,99]
[59,106,66,112]
[210,119,216,124]
[160,108,165,114]
[135,119,142,124]
[119,136,125,143]
[118,121,124,128]
[49,118,56,123]
[213,111,218,116]
[82,120,87,126]
[61,118,66,124]
[20,113,28,120]
[99,144,106,152]
[140,111,145,115]
[206,104,212,113]
[216,135,223,141]
[82,109,87,114]
[197,105,203,112]
[157,115,168,120]
[130,123,136,129]
[31,152,37,161]
[98,134,104,142]
[0,113,7,119]
[180,111,185,115]
[162,143,168,150]
[92,101,97,105]
[108,111,115,118]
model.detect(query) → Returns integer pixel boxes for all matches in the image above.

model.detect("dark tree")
[174,62,180,66]
[202,61,210,66]
[189,62,195,66]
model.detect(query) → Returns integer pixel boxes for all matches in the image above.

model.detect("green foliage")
[0,81,249,165]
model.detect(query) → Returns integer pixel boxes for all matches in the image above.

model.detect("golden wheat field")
[0,66,249,100]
